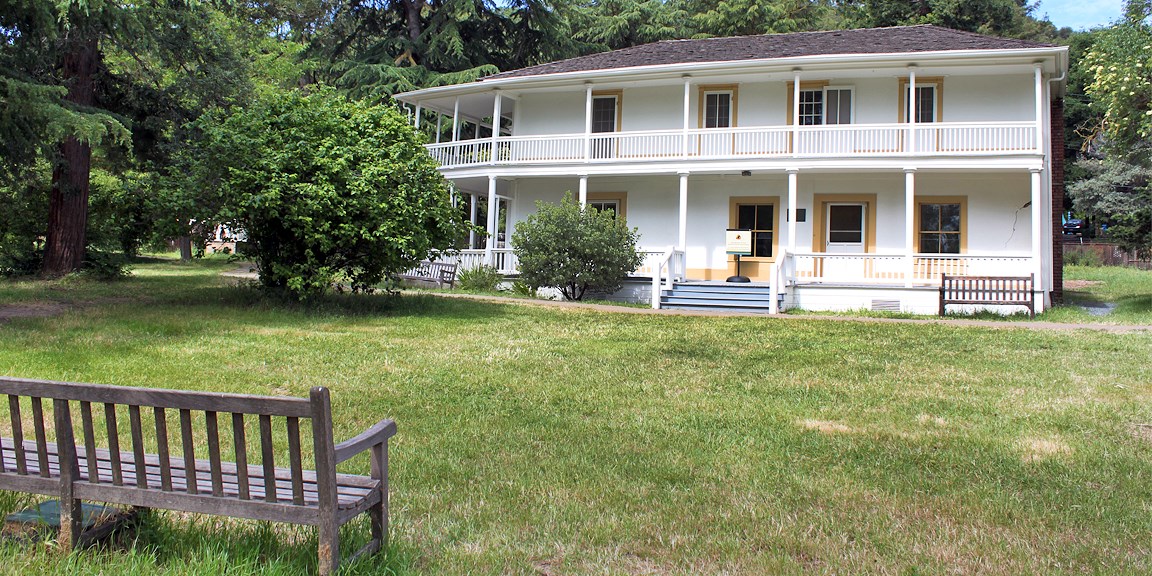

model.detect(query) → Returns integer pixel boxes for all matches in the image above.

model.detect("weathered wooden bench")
[939,273,1035,318]
[397,260,458,288]
[0,377,396,575]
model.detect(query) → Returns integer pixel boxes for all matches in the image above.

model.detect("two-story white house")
[395,25,1069,314]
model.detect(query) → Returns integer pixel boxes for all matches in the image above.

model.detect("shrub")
[457,265,502,292]
[187,88,465,300]
[511,192,643,301]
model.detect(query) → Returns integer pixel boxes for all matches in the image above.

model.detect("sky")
[1036,0,1125,30]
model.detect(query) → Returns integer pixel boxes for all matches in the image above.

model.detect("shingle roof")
[483,25,1054,81]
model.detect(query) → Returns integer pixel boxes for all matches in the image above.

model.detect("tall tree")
[0,1,255,275]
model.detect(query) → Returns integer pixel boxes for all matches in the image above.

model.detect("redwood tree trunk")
[42,33,99,277]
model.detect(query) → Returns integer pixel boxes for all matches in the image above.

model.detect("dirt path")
[425,291,1152,334]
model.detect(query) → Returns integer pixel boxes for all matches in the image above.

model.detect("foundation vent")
[871,299,902,312]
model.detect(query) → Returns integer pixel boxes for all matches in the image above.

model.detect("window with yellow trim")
[736,203,775,258]
[918,202,962,253]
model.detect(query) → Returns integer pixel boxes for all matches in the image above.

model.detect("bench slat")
[206,411,224,497]
[129,404,148,489]
[31,397,49,479]
[8,395,26,475]
[154,407,173,491]
[81,402,99,485]
[180,408,198,495]
[259,414,276,503]
[104,403,124,486]
[287,416,305,505]
[233,412,251,500]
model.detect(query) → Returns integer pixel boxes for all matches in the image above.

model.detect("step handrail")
[650,245,678,309]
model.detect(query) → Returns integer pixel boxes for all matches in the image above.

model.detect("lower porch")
[441,169,1054,313]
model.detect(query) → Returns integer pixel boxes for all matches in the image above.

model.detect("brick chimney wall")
[1050,98,1065,304]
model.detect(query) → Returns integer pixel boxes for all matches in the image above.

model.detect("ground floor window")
[586,192,627,219]
[916,196,966,254]
[730,197,778,259]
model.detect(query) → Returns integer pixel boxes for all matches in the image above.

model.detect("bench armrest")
[333,419,397,465]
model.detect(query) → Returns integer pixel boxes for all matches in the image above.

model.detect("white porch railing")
[790,253,1033,284]
[425,122,1040,168]
[649,246,684,309]
[448,249,519,274]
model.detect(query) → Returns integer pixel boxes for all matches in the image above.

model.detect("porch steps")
[660,283,783,314]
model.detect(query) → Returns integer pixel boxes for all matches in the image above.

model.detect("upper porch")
[397,43,1065,174]
[424,121,1041,170]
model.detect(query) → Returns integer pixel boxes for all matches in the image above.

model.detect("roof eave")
[394,45,1068,104]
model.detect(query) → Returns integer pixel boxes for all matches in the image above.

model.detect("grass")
[1,257,1152,574]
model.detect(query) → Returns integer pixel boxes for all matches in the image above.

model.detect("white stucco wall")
[514,92,586,135]
[944,75,1035,122]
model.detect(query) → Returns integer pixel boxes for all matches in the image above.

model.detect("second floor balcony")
[425,121,1041,170]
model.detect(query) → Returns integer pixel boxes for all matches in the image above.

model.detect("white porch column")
[904,168,916,287]
[578,174,588,207]
[907,67,917,154]
[792,70,801,157]
[787,169,798,254]
[490,92,502,165]
[435,113,443,143]
[452,97,460,142]
[584,84,593,162]
[682,76,691,158]
[414,103,422,129]
[469,192,478,248]
[1034,64,1045,153]
[485,176,498,265]
[678,172,689,251]
[1030,168,1044,312]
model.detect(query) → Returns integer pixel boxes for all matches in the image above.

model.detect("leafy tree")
[0,1,254,275]
[1082,6,1152,148]
[186,88,466,299]
[1069,147,1152,256]
[512,193,643,300]
[682,0,831,37]
[575,0,689,50]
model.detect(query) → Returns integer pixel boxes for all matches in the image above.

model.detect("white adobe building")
[395,25,1069,314]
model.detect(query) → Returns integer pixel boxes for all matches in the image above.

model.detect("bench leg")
[369,440,390,553]
[58,497,83,552]
[317,522,339,576]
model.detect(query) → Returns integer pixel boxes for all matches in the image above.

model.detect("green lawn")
[1,258,1151,574]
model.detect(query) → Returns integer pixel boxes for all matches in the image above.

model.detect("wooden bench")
[939,274,1035,318]
[397,260,458,288]
[0,377,396,575]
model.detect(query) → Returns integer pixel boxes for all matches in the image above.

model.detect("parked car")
[1063,218,1093,237]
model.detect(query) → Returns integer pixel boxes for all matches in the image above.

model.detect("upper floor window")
[699,85,738,129]
[799,87,853,125]
[591,94,619,133]
[900,77,942,123]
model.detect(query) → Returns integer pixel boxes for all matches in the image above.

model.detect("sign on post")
[726,229,752,256]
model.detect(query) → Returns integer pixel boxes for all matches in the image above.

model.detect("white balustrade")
[425,122,1039,168]
[790,252,1034,284]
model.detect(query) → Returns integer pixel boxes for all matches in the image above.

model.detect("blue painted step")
[660,283,783,313]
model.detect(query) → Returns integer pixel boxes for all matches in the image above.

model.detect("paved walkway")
[221,266,1151,334]
[425,291,1152,334]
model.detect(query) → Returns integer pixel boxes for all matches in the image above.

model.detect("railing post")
[682,76,691,159]
[584,84,593,162]
[904,168,916,287]
[907,67,917,155]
